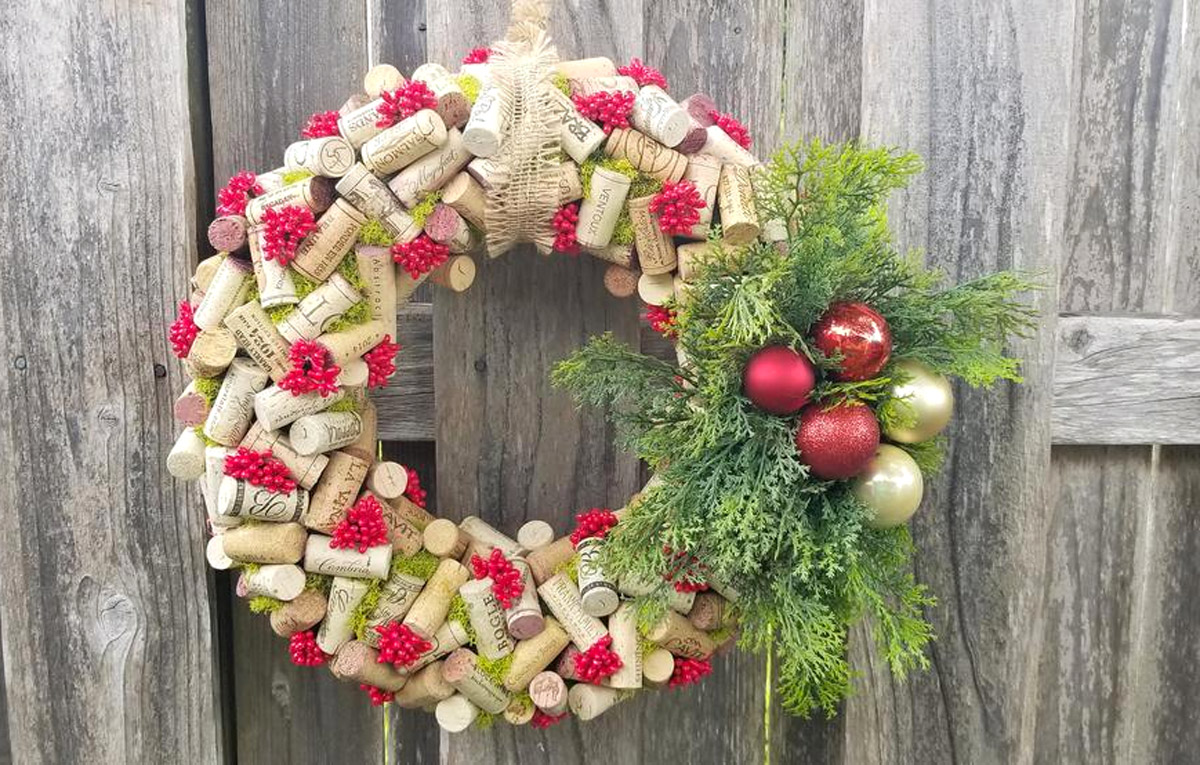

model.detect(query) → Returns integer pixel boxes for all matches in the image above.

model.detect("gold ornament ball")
[884,360,954,444]
[853,445,924,528]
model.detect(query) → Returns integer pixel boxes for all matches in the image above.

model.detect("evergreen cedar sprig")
[552,140,1038,716]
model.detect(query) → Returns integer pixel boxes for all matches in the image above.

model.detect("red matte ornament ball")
[811,302,892,381]
[742,345,816,415]
[795,402,881,480]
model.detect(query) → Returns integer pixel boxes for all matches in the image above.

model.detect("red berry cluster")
[279,339,341,397]
[216,170,262,217]
[405,467,427,508]
[709,110,752,149]
[391,234,450,279]
[364,334,401,389]
[377,81,439,128]
[552,203,580,254]
[470,548,525,608]
[375,622,432,669]
[649,180,706,235]
[662,546,709,593]
[462,47,491,64]
[331,494,391,553]
[572,90,636,134]
[224,447,297,494]
[530,709,567,729]
[669,657,712,688]
[169,299,199,358]
[261,205,316,267]
[573,635,623,683]
[288,631,327,666]
[569,508,619,547]
[361,684,394,706]
[644,304,678,339]
[301,109,341,139]
[618,57,668,89]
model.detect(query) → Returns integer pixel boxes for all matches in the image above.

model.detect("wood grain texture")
[376,305,436,441]
[781,0,864,144]
[0,1,223,763]
[0,617,11,764]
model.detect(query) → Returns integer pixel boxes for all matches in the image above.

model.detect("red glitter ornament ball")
[391,234,450,279]
[742,345,816,416]
[708,110,752,149]
[618,57,668,89]
[224,447,297,494]
[649,180,706,235]
[364,335,400,389]
[669,657,712,688]
[795,402,880,480]
[216,170,262,217]
[279,339,341,397]
[261,204,316,266]
[811,302,892,381]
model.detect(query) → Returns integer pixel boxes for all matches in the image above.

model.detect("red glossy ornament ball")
[795,402,881,480]
[742,345,817,415]
[811,302,892,381]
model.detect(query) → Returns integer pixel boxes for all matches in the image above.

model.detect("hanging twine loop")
[484,0,562,256]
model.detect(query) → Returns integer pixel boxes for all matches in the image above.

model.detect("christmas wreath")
[165,0,1035,733]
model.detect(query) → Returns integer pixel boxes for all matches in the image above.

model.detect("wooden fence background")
[0,0,1197,762]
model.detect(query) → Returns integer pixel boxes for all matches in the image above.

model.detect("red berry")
[288,631,328,667]
[649,180,706,236]
[552,203,581,254]
[361,684,395,706]
[709,111,752,149]
[364,335,401,389]
[404,467,427,508]
[224,447,297,494]
[216,170,262,217]
[391,235,450,279]
[377,81,438,128]
[375,622,433,669]
[469,548,525,609]
[531,709,568,729]
[573,635,623,683]
[330,494,390,553]
[669,657,712,688]
[661,546,709,592]
[569,508,618,547]
[261,205,316,267]
[644,304,678,339]
[618,57,668,89]
[278,339,341,397]
[462,47,491,64]
[301,109,341,139]
[169,300,199,358]
[572,91,636,134]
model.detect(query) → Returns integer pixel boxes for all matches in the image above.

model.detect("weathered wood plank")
[0,1,223,762]
[376,305,437,441]
[781,0,864,144]
[0,617,12,764]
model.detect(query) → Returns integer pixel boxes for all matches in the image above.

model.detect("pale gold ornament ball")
[854,444,924,528]
[883,360,954,444]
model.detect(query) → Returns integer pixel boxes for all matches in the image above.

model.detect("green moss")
[409,191,442,227]
[336,253,368,293]
[193,425,221,447]
[305,573,333,595]
[328,398,360,414]
[552,72,571,96]
[193,376,223,405]
[249,596,284,614]
[351,582,384,640]
[266,269,319,325]
[281,169,314,185]
[638,636,659,657]
[473,711,496,730]
[456,73,481,104]
[392,549,440,580]
[477,653,514,687]
[241,563,261,576]
[446,594,476,643]
[563,554,580,585]
[325,300,370,333]
[578,158,660,246]
[358,219,395,247]
[612,216,635,246]
[708,625,734,645]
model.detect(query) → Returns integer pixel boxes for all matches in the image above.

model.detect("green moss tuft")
[477,653,514,687]
[249,596,284,614]
[612,216,635,246]
[325,300,370,333]
[473,711,496,730]
[241,562,261,576]
[409,191,442,227]
[456,73,481,104]
[281,169,314,185]
[446,594,477,643]
[193,425,221,447]
[552,72,571,96]
[305,573,333,594]
[193,376,223,405]
[564,554,580,585]
[327,398,360,414]
[358,219,396,247]
[392,549,440,580]
[351,582,384,640]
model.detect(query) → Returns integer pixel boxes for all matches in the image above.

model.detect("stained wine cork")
[216,476,308,523]
[556,57,616,79]
[603,264,640,298]
[537,574,607,651]
[291,199,368,282]
[363,570,426,646]
[528,671,568,716]
[244,177,336,225]
[204,358,269,446]
[585,241,635,268]
[681,94,719,126]
[548,87,607,164]
[360,109,448,175]
[687,591,732,631]
[386,493,436,531]
[193,257,252,331]
[285,136,355,178]
[387,128,472,207]
[575,166,632,249]
[516,520,554,552]
[354,245,399,344]
[363,63,404,98]
[373,492,424,557]
[317,576,372,653]
[570,75,639,96]
[222,301,292,382]
[637,271,676,306]
[205,535,234,570]
[606,602,644,689]
[642,647,675,688]
[605,128,688,183]
[192,253,225,293]
[701,124,759,168]
[435,694,479,733]
[338,97,390,149]
[617,572,696,613]
[411,63,472,129]
[631,85,690,148]
[207,215,248,252]
[337,164,421,244]
[289,411,363,457]
[395,269,430,304]
[394,660,455,708]
[676,119,709,155]
[646,610,716,659]
[366,461,408,500]
[627,195,677,275]
[459,579,515,661]
[576,537,619,618]
[504,694,536,726]
[304,450,370,532]
[526,536,576,585]
[239,564,306,601]
[330,640,408,691]
[184,327,238,379]
[423,518,467,558]
[221,521,307,564]
[568,684,624,721]
[683,154,722,235]
[675,242,717,283]
[717,164,760,245]
[554,644,584,681]
[459,516,521,557]
[462,87,508,157]
[504,559,544,640]
[167,427,206,480]
[239,425,327,490]
[503,616,569,692]
[424,204,465,245]
[316,319,388,367]
[304,535,391,579]
[440,172,488,230]
[403,558,469,639]
[429,255,477,291]
[269,589,327,637]
[405,618,471,674]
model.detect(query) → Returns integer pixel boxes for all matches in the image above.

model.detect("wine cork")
[570,75,639,96]
[585,241,635,268]
[316,319,388,367]
[459,62,494,91]
[405,618,471,674]
[646,610,716,659]
[403,559,469,639]
[675,241,717,283]
[366,461,408,499]
[424,204,465,245]
[204,358,269,446]
[192,254,225,293]
[528,671,568,716]
[330,640,408,692]
[193,257,252,331]
[605,128,688,183]
[606,603,642,690]
[429,255,477,291]
[617,572,696,613]
[269,589,327,637]
[435,694,479,733]
[537,574,607,651]
[440,172,488,230]
[717,164,760,245]
[548,87,607,164]
[239,425,328,490]
[253,382,345,433]
[526,536,575,584]
[360,109,448,175]
[556,57,616,79]
[317,576,372,653]
[411,63,472,129]
[627,195,677,275]
[603,264,639,298]
[466,155,503,192]
[221,521,307,564]
[304,450,370,532]
[504,694,536,726]
[503,616,569,692]
[337,358,370,391]
[638,272,676,307]
[676,119,709,155]
[423,518,466,558]
[184,327,238,379]
[683,154,722,235]
[387,128,472,207]
[338,97,390,149]
[706,572,741,603]
[568,684,624,721]
[239,564,306,601]
[254,167,287,194]
[516,520,554,551]
[203,446,234,527]
[688,591,732,631]
[459,516,522,557]
[631,85,690,148]
[386,493,436,531]
[207,215,247,252]
[363,63,404,98]
[216,476,308,523]
[284,136,355,178]
[459,579,515,660]
[504,559,544,640]
[575,166,632,249]
[205,536,234,570]
[353,245,399,344]
[393,660,455,708]
[372,492,424,557]
[288,411,363,457]
[576,537,619,618]
[395,269,430,304]
[363,570,426,646]
[167,427,207,480]
[222,301,292,382]
[681,94,719,126]
[304,535,392,579]
[701,124,759,168]
[244,177,336,225]
[337,165,421,244]
[643,647,675,688]
[291,199,368,282]
[554,644,584,681]
[462,87,508,158]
